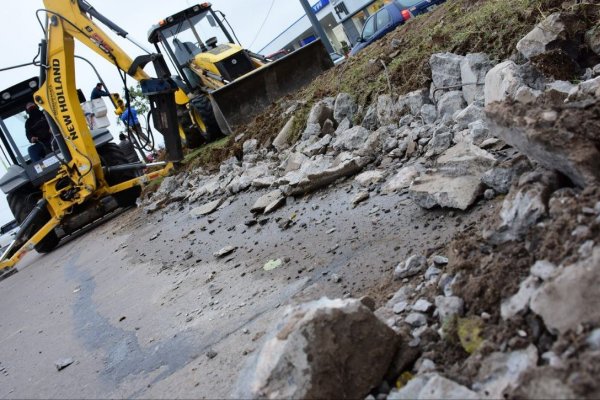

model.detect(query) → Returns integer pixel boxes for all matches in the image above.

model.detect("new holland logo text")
[52,59,78,141]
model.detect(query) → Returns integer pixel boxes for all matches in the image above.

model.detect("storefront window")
[367,0,393,14]
[350,10,368,34]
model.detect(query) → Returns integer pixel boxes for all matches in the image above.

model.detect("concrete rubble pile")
[145,8,600,400]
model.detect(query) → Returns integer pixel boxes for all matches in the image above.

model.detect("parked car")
[330,52,347,66]
[349,0,446,56]
[0,220,18,254]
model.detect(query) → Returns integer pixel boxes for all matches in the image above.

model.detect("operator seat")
[172,38,203,66]
[171,39,203,88]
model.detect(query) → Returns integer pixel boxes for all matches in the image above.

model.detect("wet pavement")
[0,179,495,398]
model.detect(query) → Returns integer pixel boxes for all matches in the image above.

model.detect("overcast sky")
[0,0,307,226]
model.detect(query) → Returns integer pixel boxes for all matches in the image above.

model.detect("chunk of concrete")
[272,116,295,151]
[307,98,334,127]
[487,100,600,188]
[430,53,465,89]
[251,190,285,214]
[333,93,358,124]
[461,53,494,104]
[383,164,422,193]
[233,297,399,399]
[332,126,372,152]
[530,246,600,334]
[355,170,385,187]
[473,345,538,399]
[516,12,579,60]
[190,197,225,217]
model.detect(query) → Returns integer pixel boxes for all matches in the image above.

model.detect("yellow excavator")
[147,3,334,140]
[0,0,184,278]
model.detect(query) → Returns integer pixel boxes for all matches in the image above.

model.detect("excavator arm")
[0,0,182,272]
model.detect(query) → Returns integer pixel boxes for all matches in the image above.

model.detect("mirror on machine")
[206,14,217,28]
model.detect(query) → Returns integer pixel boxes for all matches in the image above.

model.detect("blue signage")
[311,0,330,13]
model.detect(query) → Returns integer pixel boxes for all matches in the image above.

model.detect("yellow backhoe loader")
[0,0,184,278]
[147,3,335,141]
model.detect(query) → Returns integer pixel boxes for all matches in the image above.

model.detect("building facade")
[258,0,394,56]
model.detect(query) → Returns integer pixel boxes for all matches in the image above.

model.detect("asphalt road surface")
[0,181,492,398]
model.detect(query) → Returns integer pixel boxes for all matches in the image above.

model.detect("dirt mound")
[201,0,579,169]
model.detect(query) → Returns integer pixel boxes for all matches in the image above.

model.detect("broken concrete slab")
[272,116,295,151]
[397,89,431,116]
[389,373,478,400]
[306,98,334,127]
[516,12,581,60]
[355,170,385,187]
[233,297,399,399]
[500,276,541,320]
[461,53,494,104]
[264,196,286,214]
[252,176,276,189]
[487,100,600,188]
[410,174,483,210]
[437,91,466,121]
[332,126,371,152]
[190,197,225,217]
[362,104,379,131]
[410,143,495,210]
[437,142,496,176]
[473,345,538,399]
[430,53,465,89]
[251,190,285,214]
[285,156,367,197]
[454,104,484,130]
[213,246,236,258]
[333,92,358,124]
[383,164,422,193]
[484,61,524,105]
[530,246,600,334]
[377,94,399,126]
[302,134,332,157]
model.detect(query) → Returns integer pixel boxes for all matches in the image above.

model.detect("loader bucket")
[209,39,334,134]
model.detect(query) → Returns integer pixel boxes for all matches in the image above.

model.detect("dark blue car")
[349,0,446,56]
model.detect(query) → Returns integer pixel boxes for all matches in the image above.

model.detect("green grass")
[185,0,598,168]
[183,137,231,171]
[264,0,572,145]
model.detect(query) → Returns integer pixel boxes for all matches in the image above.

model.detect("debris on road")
[54,358,74,372]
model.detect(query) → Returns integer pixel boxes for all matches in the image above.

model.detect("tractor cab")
[0,77,113,196]
[147,3,258,93]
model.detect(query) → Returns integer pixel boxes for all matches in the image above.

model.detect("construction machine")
[0,0,184,277]
[147,3,335,140]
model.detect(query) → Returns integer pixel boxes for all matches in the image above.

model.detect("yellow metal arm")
[0,1,181,272]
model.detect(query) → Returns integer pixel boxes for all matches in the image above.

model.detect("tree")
[116,84,150,126]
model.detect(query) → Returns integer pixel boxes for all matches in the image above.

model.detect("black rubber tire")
[177,105,204,149]
[98,143,142,208]
[7,185,60,254]
[190,95,223,142]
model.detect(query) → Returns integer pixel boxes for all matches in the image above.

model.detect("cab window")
[361,15,376,40]
[376,8,391,28]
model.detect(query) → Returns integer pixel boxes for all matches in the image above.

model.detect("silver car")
[0,220,18,254]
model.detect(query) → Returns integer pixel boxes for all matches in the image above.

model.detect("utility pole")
[298,0,335,54]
